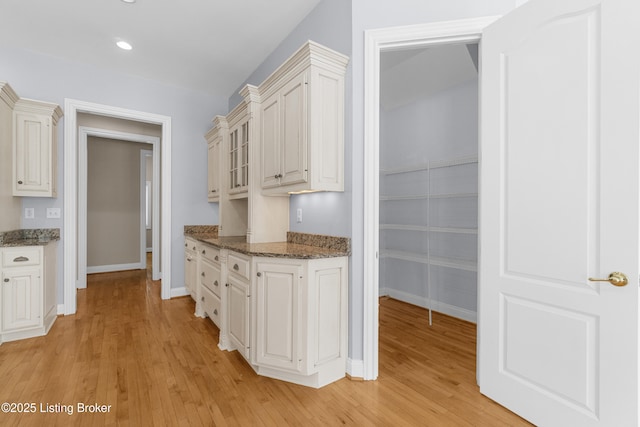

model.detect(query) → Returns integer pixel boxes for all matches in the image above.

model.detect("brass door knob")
[588,272,628,287]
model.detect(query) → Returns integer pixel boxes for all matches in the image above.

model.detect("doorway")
[76,127,160,287]
[63,99,172,315]
[362,16,499,380]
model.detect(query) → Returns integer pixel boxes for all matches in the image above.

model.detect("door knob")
[588,272,628,287]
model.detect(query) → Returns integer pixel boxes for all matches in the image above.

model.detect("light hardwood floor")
[0,260,531,426]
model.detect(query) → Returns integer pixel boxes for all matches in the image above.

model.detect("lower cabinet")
[0,243,57,344]
[189,239,348,388]
[252,256,348,388]
[184,237,197,301]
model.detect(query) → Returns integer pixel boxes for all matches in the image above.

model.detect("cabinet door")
[14,111,52,195]
[2,268,41,331]
[228,122,249,196]
[280,72,308,186]
[261,93,281,189]
[207,139,220,201]
[255,261,304,373]
[184,244,197,299]
[227,274,250,359]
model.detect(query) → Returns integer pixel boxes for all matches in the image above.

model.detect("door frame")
[362,16,499,380]
[77,128,160,283]
[63,99,172,314]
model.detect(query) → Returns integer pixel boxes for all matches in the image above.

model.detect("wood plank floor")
[0,261,531,426]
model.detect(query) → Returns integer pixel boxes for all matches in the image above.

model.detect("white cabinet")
[254,261,303,372]
[184,237,198,301]
[228,120,249,197]
[13,99,63,197]
[196,243,222,327]
[226,251,250,360]
[260,42,348,194]
[253,256,348,388]
[2,267,40,331]
[0,243,57,344]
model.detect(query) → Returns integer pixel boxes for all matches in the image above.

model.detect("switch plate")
[296,208,302,223]
[24,208,34,219]
[46,208,61,219]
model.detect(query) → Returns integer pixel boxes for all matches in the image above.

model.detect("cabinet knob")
[213,309,218,316]
[233,264,239,271]
[202,249,206,254]
[257,272,262,277]
[185,243,188,247]
[17,180,23,185]
[3,278,9,283]
[214,280,219,287]
[192,246,196,250]
[214,256,218,261]
[201,296,205,302]
[201,272,205,277]
[225,283,229,287]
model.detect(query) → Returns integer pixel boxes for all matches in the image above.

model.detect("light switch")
[296,208,302,223]
[24,208,34,219]
[46,208,61,219]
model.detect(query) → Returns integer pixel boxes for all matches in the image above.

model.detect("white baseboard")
[171,286,189,298]
[57,304,65,315]
[381,287,477,323]
[146,248,152,252]
[347,358,364,379]
[87,262,145,274]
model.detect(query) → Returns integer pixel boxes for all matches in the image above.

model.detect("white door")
[479,0,639,426]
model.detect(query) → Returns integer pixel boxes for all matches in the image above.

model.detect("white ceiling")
[0,0,321,97]
[380,43,478,111]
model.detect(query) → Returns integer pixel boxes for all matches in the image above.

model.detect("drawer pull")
[233,264,239,271]
[3,278,9,283]
[13,256,29,262]
[214,280,219,287]
[213,309,218,316]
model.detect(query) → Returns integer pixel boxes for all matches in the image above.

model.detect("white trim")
[64,99,172,315]
[346,358,364,379]
[87,263,146,274]
[170,286,189,298]
[363,16,499,381]
[141,149,153,271]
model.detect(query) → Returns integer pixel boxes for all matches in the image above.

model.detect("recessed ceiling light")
[121,0,136,3]
[116,40,133,50]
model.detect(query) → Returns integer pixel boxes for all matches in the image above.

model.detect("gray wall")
[87,137,152,269]
[0,46,228,305]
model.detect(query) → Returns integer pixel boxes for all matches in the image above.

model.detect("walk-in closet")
[379,43,479,324]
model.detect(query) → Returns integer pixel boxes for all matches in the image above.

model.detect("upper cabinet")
[259,41,348,194]
[13,98,63,197]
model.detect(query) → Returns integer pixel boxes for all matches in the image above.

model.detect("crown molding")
[0,82,19,109]
[15,98,64,123]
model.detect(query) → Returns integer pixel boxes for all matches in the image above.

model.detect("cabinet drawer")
[184,237,197,252]
[201,286,221,328]
[200,260,221,297]
[228,252,250,280]
[199,244,220,265]
[2,248,41,267]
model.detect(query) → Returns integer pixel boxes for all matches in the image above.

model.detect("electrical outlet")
[24,208,34,219]
[296,208,302,223]
[46,208,61,219]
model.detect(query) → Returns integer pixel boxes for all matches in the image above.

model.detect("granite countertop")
[184,226,350,259]
[0,228,60,247]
